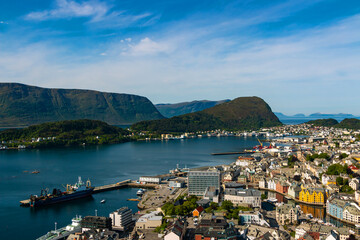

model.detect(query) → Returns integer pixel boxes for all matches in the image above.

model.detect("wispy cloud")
[24,0,157,28]
[25,0,109,21]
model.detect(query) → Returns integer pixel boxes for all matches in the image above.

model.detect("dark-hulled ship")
[29,177,94,207]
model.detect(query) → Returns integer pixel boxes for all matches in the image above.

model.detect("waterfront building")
[223,189,261,208]
[288,184,302,199]
[139,176,161,184]
[238,211,269,226]
[276,181,289,194]
[109,207,133,230]
[188,170,220,196]
[343,204,360,224]
[299,187,328,204]
[275,204,299,225]
[135,211,162,230]
[267,178,276,190]
[259,178,266,188]
[326,196,348,220]
[81,216,112,232]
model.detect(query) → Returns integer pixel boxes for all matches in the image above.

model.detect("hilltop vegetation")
[307,118,360,130]
[155,99,230,118]
[307,118,339,127]
[132,97,282,133]
[0,119,129,148]
[0,83,164,127]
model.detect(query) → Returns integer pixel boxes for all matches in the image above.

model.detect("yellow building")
[299,186,328,204]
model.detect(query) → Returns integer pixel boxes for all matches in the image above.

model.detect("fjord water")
[0,137,259,239]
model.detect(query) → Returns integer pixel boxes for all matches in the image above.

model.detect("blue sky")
[1,0,360,115]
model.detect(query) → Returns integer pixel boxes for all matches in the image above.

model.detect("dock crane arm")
[256,137,263,147]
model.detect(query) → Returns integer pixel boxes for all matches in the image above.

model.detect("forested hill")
[0,83,164,127]
[132,97,282,133]
[155,100,230,118]
[307,118,360,130]
[0,119,129,147]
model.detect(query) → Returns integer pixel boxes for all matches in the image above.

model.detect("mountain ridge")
[0,83,164,127]
[132,96,282,133]
[155,99,230,118]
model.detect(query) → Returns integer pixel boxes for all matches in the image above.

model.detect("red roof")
[194,206,204,213]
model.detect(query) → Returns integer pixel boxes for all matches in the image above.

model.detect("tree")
[261,194,267,200]
[221,200,234,211]
[336,177,344,186]
[326,164,347,175]
[340,153,348,159]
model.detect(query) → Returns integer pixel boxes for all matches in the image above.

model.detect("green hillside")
[0,119,129,147]
[132,97,282,133]
[336,118,360,130]
[307,118,360,130]
[307,118,339,127]
[0,83,164,127]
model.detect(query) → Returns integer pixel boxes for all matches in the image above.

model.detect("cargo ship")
[28,177,94,207]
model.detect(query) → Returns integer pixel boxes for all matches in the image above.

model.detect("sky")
[0,0,360,115]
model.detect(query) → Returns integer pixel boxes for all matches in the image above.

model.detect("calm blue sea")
[0,137,259,239]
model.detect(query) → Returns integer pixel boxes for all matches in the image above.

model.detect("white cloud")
[125,37,171,56]
[3,9,360,114]
[24,0,157,28]
[25,0,109,21]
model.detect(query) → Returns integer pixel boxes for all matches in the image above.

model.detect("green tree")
[221,200,234,211]
[336,177,344,186]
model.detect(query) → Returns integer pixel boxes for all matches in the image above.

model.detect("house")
[276,204,299,225]
[267,179,276,190]
[193,206,204,217]
[276,181,289,194]
[164,220,186,240]
[349,178,360,191]
[288,184,302,199]
[259,178,267,189]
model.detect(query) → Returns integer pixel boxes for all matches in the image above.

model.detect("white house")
[350,178,360,191]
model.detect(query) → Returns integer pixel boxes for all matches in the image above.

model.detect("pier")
[20,179,159,206]
[211,151,250,155]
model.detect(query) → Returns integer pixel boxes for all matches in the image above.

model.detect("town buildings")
[188,170,220,196]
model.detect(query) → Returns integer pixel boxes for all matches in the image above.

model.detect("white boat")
[36,216,82,240]
[137,189,145,196]
[100,199,106,204]
[267,198,278,203]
